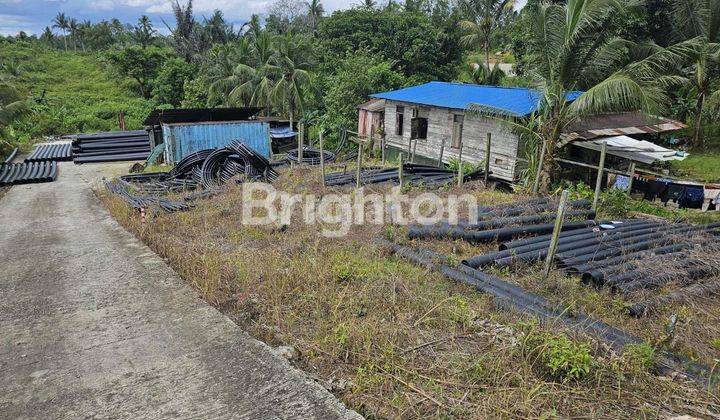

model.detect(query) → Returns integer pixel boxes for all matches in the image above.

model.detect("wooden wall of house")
[381,100,523,181]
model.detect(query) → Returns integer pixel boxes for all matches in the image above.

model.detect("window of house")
[395,106,405,136]
[411,117,428,140]
[452,114,464,148]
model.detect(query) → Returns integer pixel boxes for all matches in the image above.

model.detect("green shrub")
[525,329,593,382]
[623,343,656,373]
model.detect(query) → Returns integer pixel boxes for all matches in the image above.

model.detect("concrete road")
[0,162,360,419]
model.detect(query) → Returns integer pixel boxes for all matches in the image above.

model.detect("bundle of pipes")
[105,180,190,213]
[325,164,486,188]
[72,130,151,164]
[25,143,72,162]
[0,161,58,186]
[629,279,720,317]
[286,147,337,166]
[378,238,711,383]
[408,199,595,243]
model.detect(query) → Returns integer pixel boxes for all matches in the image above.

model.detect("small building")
[357,99,386,138]
[367,82,685,182]
[369,82,578,181]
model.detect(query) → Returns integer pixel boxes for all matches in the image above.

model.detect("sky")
[0,0,528,36]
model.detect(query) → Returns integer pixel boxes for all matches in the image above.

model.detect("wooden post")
[319,130,326,188]
[457,142,464,187]
[438,137,446,168]
[297,123,304,165]
[398,153,404,190]
[532,138,546,194]
[370,131,375,159]
[356,140,363,189]
[484,133,491,185]
[381,135,386,166]
[411,138,418,163]
[118,111,126,131]
[543,190,569,279]
[627,162,636,194]
[407,136,413,157]
[593,142,607,210]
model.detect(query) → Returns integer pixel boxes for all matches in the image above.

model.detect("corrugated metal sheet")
[370,82,582,117]
[162,121,270,163]
[573,135,688,165]
[559,113,686,146]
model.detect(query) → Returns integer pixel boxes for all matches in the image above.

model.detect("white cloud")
[0,13,37,35]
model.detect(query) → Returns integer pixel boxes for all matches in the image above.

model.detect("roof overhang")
[572,135,688,165]
[559,113,686,147]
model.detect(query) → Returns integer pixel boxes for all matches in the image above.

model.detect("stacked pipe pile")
[26,143,72,162]
[72,130,151,164]
[408,198,595,243]
[0,161,58,186]
[325,164,486,188]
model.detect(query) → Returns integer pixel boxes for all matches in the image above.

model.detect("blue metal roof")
[371,82,582,117]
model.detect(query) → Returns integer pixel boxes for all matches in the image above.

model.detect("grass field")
[102,164,720,418]
[0,41,150,152]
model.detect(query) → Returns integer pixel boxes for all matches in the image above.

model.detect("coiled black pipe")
[287,146,336,165]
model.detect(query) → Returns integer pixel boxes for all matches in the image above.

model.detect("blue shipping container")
[162,121,271,163]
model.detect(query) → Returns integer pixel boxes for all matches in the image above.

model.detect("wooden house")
[368,82,584,181]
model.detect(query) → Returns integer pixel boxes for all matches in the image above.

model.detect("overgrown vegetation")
[101,165,720,417]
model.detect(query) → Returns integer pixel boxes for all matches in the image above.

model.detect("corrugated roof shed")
[559,112,687,146]
[371,82,582,117]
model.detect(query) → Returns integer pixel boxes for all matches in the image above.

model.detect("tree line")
[1,0,718,189]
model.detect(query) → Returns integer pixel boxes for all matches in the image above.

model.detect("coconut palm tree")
[306,0,324,35]
[458,0,516,71]
[476,0,697,192]
[133,15,156,48]
[0,80,28,149]
[68,18,79,52]
[52,12,69,51]
[270,34,314,128]
[673,0,720,146]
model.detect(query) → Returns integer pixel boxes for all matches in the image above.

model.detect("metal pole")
[484,132,491,185]
[457,142,464,188]
[298,123,304,165]
[356,141,363,190]
[319,130,326,188]
[399,153,404,190]
[593,141,607,210]
[438,137,445,168]
[532,138,546,194]
[543,190,569,279]
[627,162,636,195]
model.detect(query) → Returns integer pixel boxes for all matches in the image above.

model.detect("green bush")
[525,329,593,382]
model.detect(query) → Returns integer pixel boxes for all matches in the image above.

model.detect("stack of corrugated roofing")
[0,161,58,186]
[72,130,151,164]
[26,143,72,162]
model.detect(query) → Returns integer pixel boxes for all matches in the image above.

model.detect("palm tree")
[673,0,720,146]
[458,0,516,71]
[40,27,55,46]
[68,18,79,52]
[133,15,156,48]
[360,0,376,9]
[477,0,696,192]
[209,33,276,112]
[270,34,314,128]
[306,0,324,35]
[52,12,69,51]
